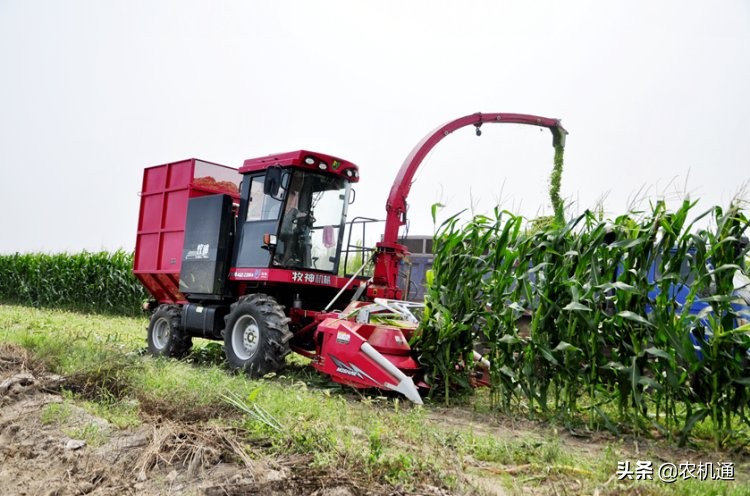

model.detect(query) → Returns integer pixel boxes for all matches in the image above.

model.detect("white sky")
[1,1,749,253]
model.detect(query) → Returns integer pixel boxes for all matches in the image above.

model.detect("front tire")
[223,294,292,376]
[147,305,192,358]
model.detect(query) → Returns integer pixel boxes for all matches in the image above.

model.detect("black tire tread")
[223,293,292,377]
[147,304,192,358]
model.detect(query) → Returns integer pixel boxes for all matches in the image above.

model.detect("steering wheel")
[292,211,316,226]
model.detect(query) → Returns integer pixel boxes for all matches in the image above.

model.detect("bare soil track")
[0,344,407,496]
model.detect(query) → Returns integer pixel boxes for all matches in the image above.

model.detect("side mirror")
[264,166,283,198]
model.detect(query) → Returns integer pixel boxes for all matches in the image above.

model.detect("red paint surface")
[133,159,240,303]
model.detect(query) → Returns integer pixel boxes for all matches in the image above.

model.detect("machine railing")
[341,217,429,301]
[341,216,383,278]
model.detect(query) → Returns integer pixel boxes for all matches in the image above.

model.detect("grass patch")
[468,434,567,465]
[658,479,750,496]
[132,358,253,421]
[64,422,109,448]
[2,303,747,494]
[40,401,73,425]
[78,397,141,429]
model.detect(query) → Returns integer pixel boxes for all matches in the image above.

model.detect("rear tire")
[223,294,292,377]
[147,305,192,358]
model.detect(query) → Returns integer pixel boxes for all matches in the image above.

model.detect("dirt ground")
[0,345,419,496]
[2,342,748,496]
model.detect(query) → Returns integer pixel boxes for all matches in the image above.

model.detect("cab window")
[246,175,282,221]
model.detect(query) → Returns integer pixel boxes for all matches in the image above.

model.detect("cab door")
[233,174,283,267]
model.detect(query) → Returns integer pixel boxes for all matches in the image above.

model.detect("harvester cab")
[233,151,357,277]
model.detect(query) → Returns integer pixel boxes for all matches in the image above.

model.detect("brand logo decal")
[329,355,379,385]
[233,269,269,280]
[291,271,332,285]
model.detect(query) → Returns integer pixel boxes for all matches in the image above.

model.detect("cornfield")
[416,200,750,448]
[0,250,146,316]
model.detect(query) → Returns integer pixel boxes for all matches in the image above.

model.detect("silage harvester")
[133,112,567,403]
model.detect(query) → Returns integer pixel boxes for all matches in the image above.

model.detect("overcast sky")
[1,1,749,254]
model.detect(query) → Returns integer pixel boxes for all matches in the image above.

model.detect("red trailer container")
[133,159,241,304]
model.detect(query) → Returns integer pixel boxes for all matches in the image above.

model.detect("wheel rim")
[232,314,260,361]
[152,317,171,350]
